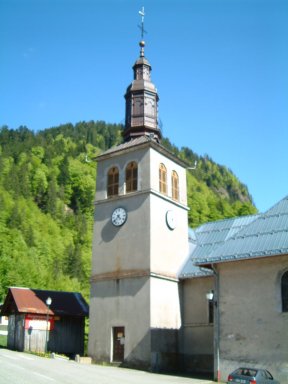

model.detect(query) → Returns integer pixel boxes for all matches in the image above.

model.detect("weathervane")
[138,6,147,40]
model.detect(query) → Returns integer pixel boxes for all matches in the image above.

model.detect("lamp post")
[206,281,220,381]
[45,297,52,354]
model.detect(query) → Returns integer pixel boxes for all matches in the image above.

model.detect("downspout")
[212,264,220,382]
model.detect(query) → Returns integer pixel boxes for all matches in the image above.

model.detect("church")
[88,33,288,384]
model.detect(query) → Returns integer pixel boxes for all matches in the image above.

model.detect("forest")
[0,121,257,302]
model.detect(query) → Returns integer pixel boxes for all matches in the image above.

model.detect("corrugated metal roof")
[180,195,288,278]
[180,258,213,278]
[180,229,213,278]
[196,195,288,265]
[1,287,89,317]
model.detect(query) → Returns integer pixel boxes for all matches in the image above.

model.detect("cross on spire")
[138,6,147,40]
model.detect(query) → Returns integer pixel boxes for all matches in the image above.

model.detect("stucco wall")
[179,276,214,373]
[89,276,182,370]
[95,146,150,201]
[150,277,181,329]
[217,255,288,384]
[149,148,187,206]
[92,144,189,278]
[91,193,151,275]
[150,194,189,277]
[89,142,190,371]
[88,277,151,368]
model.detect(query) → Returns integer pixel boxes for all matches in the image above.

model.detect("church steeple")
[123,24,161,142]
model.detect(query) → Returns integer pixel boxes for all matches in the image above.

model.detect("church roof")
[180,195,288,278]
[96,135,151,158]
[96,135,189,168]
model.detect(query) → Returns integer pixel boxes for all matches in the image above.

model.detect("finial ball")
[139,40,145,47]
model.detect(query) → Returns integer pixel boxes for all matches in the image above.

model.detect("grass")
[0,334,7,348]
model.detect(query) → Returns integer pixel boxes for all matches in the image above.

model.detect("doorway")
[112,326,125,362]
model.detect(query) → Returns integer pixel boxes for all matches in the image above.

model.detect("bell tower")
[88,9,189,372]
[123,40,161,142]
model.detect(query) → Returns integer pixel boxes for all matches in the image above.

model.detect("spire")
[123,8,161,143]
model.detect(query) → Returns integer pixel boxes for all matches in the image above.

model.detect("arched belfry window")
[126,161,138,193]
[172,171,179,201]
[281,271,288,312]
[107,166,119,197]
[159,163,167,195]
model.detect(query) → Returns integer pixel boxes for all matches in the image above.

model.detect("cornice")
[94,188,189,211]
[96,137,189,169]
[90,269,179,283]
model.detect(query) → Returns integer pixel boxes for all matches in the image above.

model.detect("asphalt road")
[0,348,214,384]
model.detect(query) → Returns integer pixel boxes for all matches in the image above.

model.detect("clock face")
[111,207,127,227]
[166,210,176,230]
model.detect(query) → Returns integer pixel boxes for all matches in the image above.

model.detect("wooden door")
[112,326,125,362]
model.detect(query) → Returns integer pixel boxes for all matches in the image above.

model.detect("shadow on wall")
[118,327,213,378]
[90,277,148,299]
[98,194,148,243]
[117,328,180,372]
[113,327,212,376]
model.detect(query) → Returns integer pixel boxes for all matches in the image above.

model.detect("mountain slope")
[0,122,257,301]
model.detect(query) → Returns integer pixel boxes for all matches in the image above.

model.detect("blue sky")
[1,0,287,213]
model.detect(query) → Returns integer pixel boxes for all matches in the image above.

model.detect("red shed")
[1,287,89,356]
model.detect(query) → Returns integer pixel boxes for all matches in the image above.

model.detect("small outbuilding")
[0,287,89,356]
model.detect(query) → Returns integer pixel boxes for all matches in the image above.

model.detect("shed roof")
[180,195,288,278]
[1,287,89,317]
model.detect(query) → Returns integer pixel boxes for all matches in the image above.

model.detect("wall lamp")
[206,290,214,301]
[206,290,217,306]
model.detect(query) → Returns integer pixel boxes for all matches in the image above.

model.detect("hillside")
[0,122,257,301]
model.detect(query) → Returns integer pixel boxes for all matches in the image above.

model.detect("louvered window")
[159,163,167,195]
[171,171,179,201]
[126,162,138,193]
[107,167,119,197]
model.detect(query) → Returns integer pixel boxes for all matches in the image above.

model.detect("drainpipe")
[212,264,220,382]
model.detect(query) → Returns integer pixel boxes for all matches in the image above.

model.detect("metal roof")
[180,195,288,278]
[96,136,189,167]
[1,287,89,317]
[181,228,213,278]
[97,136,150,157]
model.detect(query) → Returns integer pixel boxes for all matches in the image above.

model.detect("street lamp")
[45,297,52,354]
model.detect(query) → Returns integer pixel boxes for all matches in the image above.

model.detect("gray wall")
[179,276,214,374]
[89,276,182,371]
[88,277,151,369]
[89,143,189,371]
[217,255,288,384]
